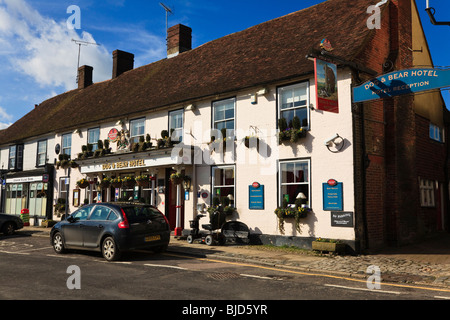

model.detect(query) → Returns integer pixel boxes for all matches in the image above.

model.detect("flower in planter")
[136,175,150,187]
[170,172,185,185]
[99,177,112,188]
[122,176,136,188]
[76,178,89,189]
[111,177,123,188]
[278,116,307,144]
[244,135,259,148]
[274,204,310,235]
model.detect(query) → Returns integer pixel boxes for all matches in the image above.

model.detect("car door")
[63,206,92,247]
[83,205,111,249]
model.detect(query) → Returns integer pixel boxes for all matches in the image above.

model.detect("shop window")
[279,159,311,207]
[88,128,100,151]
[430,124,444,143]
[37,140,47,167]
[130,118,145,144]
[8,144,24,171]
[62,133,72,158]
[213,98,235,135]
[278,82,310,130]
[169,109,184,142]
[212,166,235,206]
[420,179,435,207]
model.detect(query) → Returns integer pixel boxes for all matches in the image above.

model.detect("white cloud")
[0,106,13,129]
[0,0,111,91]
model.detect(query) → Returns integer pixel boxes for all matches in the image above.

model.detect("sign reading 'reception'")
[315,58,339,113]
[353,68,450,103]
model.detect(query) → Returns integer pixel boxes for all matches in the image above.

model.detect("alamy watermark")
[67,5,81,30]
[367,0,388,30]
[366,265,381,290]
[66,265,81,290]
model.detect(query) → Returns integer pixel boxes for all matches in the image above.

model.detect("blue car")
[0,213,24,236]
[50,202,171,261]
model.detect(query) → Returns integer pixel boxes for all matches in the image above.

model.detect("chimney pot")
[78,65,93,89]
[167,24,192,58]
[112,50,134,79]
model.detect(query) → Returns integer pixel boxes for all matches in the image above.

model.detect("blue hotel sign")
[249,183,264,210]
[323,181,343,211]
[353,68,450,103]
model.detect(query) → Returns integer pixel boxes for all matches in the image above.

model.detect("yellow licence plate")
[145,235,161,242]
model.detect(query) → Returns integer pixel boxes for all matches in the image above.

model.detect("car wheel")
[186,235,194,244]
[205,234,215,246]
[2,222,15,236]
[102,236,121,261]
[52,232,66,254]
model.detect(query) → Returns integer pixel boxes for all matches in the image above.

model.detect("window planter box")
[312,241,346,254]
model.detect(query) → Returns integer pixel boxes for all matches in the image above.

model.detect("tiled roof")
[0,0,375,145]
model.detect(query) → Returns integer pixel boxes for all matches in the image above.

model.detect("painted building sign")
[353,68,450,103]
[323,181,343,211]
[315,58,339,113]
[249,183,264,210]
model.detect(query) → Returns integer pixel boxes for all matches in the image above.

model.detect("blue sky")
[0,0,449,129]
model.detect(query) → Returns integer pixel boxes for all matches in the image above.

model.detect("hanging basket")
[111,178,122,189]
[170,173,184,185]
[77,179,89,189]
[122,177,136,188]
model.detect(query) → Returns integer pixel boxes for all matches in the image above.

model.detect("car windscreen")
[121,206,165,224]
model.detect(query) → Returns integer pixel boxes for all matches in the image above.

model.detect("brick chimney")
[167,24,192,58]
[112,50,134,79]
[78,65,93,89]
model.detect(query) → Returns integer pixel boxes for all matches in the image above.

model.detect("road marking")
[434,296,450,300]
[98,260,132,265]
[144,263,187,270]
[163,252,450,294]
[324,284,401,295]
[240,274,281,281]
[0,251,30,255]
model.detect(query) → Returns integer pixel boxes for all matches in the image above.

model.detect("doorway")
[166,169,184,231]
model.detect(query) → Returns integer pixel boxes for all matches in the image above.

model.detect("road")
[1,233,450,316]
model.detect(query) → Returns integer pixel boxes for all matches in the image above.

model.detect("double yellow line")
[164,252,450,294]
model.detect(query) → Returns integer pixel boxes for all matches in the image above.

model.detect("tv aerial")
[72,39,100,83]
[160,2,174,42]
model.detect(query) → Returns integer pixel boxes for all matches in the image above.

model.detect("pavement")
[19,226,450,289]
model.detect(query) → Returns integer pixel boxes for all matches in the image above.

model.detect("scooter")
[186,212,250,246]
[186,212,226,246]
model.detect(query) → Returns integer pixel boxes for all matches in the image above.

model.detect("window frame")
[62,133,72,158]
[130,118,146,144]
[211,165,236,207]
[277,81,310,130]
[59,177,69,200]
[420,179,435,208]
[8,144,24,171]
[87,127,100,151]
[36,140,47,167]
[278,159,311,207]
[169,109,184,142]
[430,123,444,143]
[212,97,236,135]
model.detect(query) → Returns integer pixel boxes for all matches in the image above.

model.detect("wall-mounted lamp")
[325,133,345,153]
[73,129,81,135]
[183,176,191,191]
[257,88,268,96]
[116,120,124,126]
[185,104,196,111]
